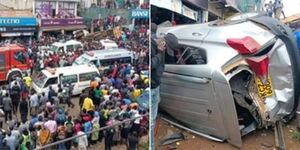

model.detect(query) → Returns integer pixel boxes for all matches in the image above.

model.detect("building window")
[58,2,76,18]
[35,1,56,18]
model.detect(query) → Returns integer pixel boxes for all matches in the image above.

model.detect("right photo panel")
[150,0,300,150]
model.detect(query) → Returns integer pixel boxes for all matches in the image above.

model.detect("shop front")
[151,0,203,25]
[34,0,87,36]
[0,16,38,41]
[39,18,86,36]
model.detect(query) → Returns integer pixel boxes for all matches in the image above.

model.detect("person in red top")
[29,58,34,75]
[72,53,79,61]
[44,58,49,68]
[52,53,59,67]
[74,119,82,135]
[172,20,177,26]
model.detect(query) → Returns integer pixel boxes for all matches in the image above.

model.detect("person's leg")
[8,110,12,120]
[150,86,160,150]
[15,101,19,114]
[108,134,113,150]
[4,110,8,121]
[12,101,16,113]
[20,113,25,120]
[105,136,109,150]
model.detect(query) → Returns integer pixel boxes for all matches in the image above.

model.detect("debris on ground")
[160,133,186,146]
[292,131,300,140]
[261,142,274,148]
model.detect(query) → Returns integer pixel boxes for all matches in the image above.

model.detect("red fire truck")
[0,44,30,82]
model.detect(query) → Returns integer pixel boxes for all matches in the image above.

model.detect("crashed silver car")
[156,13,300,147]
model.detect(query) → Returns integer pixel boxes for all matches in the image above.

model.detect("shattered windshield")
[34,72,47,88]
[74,55,90,65]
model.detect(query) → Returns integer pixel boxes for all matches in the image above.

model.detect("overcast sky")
[265,0,300,17]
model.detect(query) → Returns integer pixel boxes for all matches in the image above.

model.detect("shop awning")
[1,32,35,37]
[40,25,87,32]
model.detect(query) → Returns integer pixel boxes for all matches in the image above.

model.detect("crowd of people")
[91,15,128,31]
[0,22,149,150]
[82,0,149,10]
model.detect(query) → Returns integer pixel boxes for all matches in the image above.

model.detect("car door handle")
[192,32,203,36]
[164,72,210,84]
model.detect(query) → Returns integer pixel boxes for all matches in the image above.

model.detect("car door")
[60,74,79,95]
[77,72,99,94]
[160,45,236,144]
[43,77,58,94]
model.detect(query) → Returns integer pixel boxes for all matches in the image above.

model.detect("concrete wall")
[0,0,34,10]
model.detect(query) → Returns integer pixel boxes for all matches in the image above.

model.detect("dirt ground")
[0,96,148,150]
[155,117,300,150]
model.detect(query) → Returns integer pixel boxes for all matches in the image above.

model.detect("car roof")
[89,48,129,55]
[100,39,117,43]
[52,40,81,47]
[82,48,131,59]
[0,44,25,51]
[42,64,98,77]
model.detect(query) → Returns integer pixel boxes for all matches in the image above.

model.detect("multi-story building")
[0,0,34,10]
[151,0,264,25]
[33,0,86,36]
[0,2,38,41]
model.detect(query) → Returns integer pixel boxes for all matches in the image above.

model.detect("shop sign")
[0,17,37,26]
[41,18,85,27]
[182,5,198,20]
[172,0,182,14]
[131,9,149,19]
[0,26,37,33]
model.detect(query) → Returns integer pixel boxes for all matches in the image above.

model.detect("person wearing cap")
[150,32,179,149]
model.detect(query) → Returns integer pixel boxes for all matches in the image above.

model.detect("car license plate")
[255,75,274,97]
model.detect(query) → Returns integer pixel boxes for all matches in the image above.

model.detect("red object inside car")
[227,36,261,55]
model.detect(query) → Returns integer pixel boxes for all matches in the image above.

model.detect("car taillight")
[227,36,269,77]
[227,36,261,55]
[246,56,269,77]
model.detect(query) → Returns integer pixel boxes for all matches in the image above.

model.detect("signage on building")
[0,26,38,33]
[41,18,85,27]
[131,9,150,19]
[0,10,34,17]
[0,17,37,26]
[182,5,198,20]
[1,32,34,37]
[172,0,182,14]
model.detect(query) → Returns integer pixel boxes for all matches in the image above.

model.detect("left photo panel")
[0,0,149,150]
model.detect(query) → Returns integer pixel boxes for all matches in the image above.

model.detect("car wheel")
[7,71,22,82]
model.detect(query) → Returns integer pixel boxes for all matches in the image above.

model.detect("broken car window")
[165,46,207,65]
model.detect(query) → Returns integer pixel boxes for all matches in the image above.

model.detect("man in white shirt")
[77,128,88,150]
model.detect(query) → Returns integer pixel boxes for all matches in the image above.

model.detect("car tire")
[7,71,22,82]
